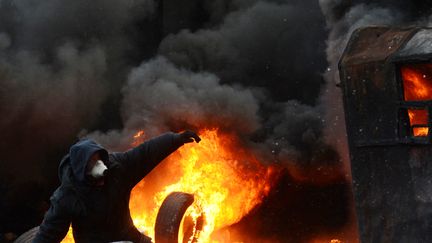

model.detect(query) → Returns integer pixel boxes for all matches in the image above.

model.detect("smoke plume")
[159,0,327,103]
[86,0,339,177]
[0,0,158,235]
[0,0,384,241]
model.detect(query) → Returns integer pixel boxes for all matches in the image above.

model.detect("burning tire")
[14,226,39,243]
[155,192,204,243]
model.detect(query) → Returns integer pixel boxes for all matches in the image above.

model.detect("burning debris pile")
[129,129,277,242]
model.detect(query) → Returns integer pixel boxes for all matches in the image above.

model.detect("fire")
[129,128,277,242]
[309,238,344,243]
[407,109,428,137]
[401,64,432,137]
[401,64,432,101]
[132,130,146,147]
[60,227,73,243]
[60,129,276,243]
[55,129,348,243]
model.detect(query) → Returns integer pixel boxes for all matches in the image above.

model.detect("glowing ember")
[309,238,344,243]
[401,64,432,137]
[129,129,277,242]
[132,130,146,147]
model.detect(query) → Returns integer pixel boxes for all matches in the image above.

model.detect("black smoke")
[0,0,373,241]
[0,0,159,237]
[159,0,328,103]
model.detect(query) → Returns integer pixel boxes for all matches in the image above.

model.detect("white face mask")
[88,160,108,179]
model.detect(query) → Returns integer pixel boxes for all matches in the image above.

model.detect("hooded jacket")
[33,133,184,243]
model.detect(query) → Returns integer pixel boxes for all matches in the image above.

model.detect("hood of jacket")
[59,139,109,184]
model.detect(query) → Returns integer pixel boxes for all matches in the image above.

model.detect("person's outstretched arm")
[112,131,201,186]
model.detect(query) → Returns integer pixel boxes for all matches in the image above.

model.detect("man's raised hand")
[179,130,201,144]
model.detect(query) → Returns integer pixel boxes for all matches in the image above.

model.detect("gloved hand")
[178,130,201,144]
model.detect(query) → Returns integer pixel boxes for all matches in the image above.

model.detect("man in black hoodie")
[33,131,201,243]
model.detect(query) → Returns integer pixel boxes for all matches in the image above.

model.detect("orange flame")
[401,64,432,101]
[60,227,73,243]
[401,64,432,137]
[132,130,146,147]
[308,238,344,243]
[129,129,277,242]
[407,109,429,137]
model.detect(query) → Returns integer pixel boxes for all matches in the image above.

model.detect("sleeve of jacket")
[112,132,184,187]
[32,193,72,243]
